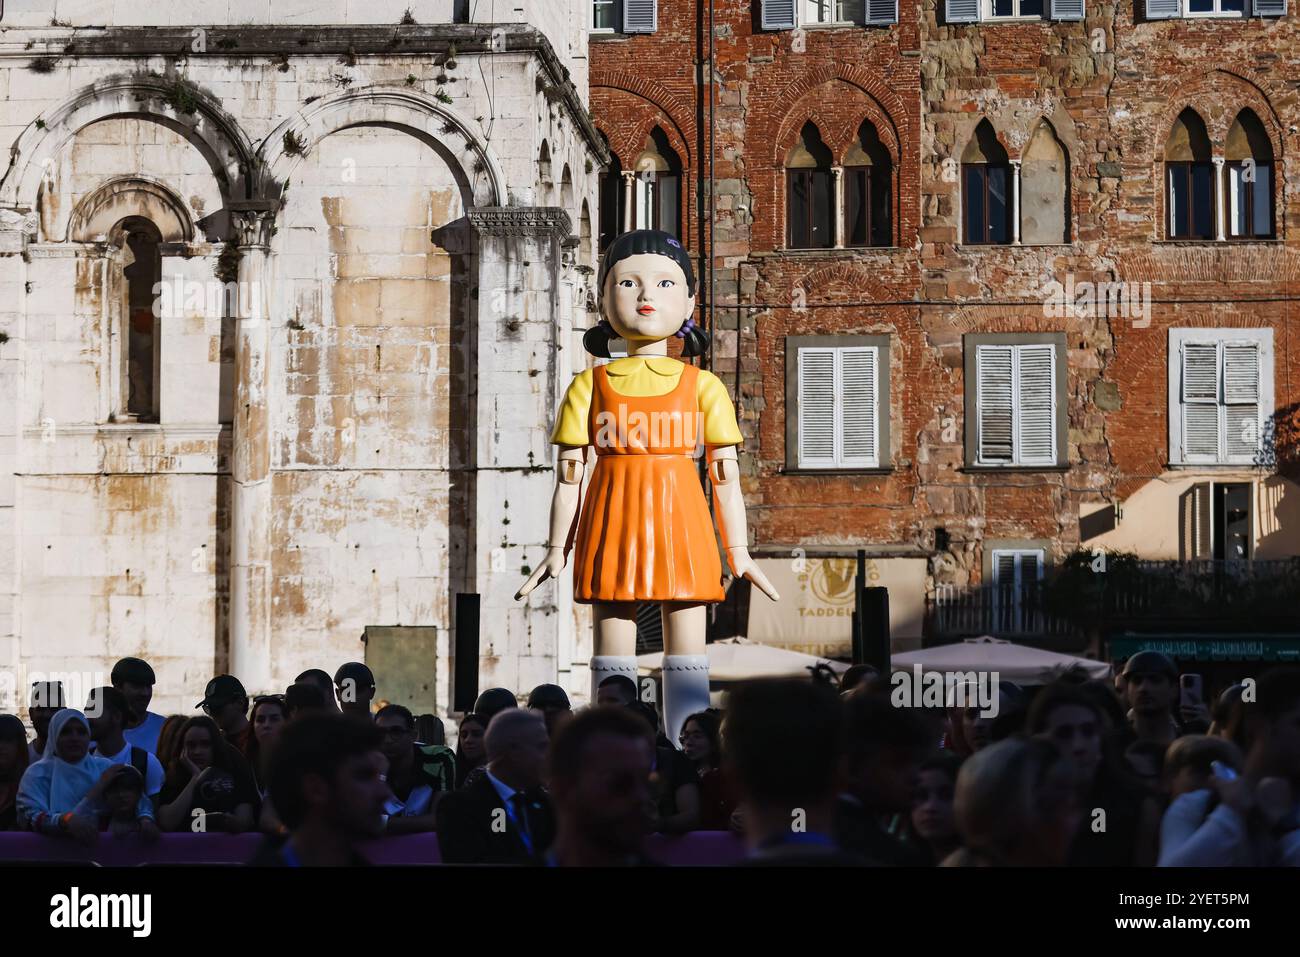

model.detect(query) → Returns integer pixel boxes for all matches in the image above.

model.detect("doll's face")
[602,253,695,344]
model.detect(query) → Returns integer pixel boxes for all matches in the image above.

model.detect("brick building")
[589,0,1300,668]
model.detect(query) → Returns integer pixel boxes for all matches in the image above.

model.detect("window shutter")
[1145,0,1182,18]
[622,0,657,33]
[1050,0,1086,19]
[1181,342,1220,461]
[1223,341,1261,461]
[1017,345,1057,465]
[1253,0,1286,15]
[976,346,1014,464]
[840,348,879,466]
[1187,483,1213,560]
[945,0,981,21]
[798,348,837,466]
[993,552,1017,586]
[761,0,798,29]
[866,0,900,24]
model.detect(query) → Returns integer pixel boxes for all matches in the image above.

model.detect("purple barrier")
[0,830,746,866]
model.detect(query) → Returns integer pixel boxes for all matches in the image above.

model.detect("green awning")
[1109,634,1300,662]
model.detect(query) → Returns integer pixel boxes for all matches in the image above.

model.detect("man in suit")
[436,708,554,864]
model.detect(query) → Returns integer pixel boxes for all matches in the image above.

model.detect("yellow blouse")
[550,355,743,447]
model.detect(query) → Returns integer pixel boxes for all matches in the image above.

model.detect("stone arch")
[589,68,697,159]
[259,87,505,208]
[68,177,194,244]
[1150,69,1284,160]
[766,66,909,164]
[0,73,255,210]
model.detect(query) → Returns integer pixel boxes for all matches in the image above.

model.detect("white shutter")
[1017,345,1057,465]
[761,0,799,29]
[1145,0,1182,17]
[1181,342,1220,461]
[977,345,1014,464]
[1191,483,1213,560]
[866,0,900,23]
[623,0,658,33]
[946,0,981,20]
[994,552,1018,586]
[798,348,836,466]
[1224,341,1261,461]
[840,347,878,466]
[1051,0,1086,18]
[1254,0,1286,15]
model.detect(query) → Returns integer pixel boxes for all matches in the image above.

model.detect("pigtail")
[583,319,617,358]
[674,315,710,358]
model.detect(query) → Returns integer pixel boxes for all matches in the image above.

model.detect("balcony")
[928,556,1300,646]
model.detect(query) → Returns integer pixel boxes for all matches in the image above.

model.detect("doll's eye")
[618,278,636,287]
[657,279,674,288]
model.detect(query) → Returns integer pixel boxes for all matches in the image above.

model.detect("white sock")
[661,654,710,749]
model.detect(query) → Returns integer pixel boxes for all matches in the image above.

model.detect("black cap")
[334,662,375,689]
[196,674,247,709]
[473,688,518,721]
[1121,651,1178,680]
[111,657,156,686]
[29,681,66,709]
[527,684,571,711]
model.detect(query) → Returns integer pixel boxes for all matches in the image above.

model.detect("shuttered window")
[991,549,1045,633]
[795,344,884,469]
[1177,338,1264,464]
[974,343,1058,466]
[622,0,658,32]
[945,0,1084,18]
[1146,0,1282,15]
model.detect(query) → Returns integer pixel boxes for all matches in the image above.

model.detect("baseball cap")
[196,674,247,710]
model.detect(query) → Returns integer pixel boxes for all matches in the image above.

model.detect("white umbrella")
[890,636,1110,686]
[637,637,851,682]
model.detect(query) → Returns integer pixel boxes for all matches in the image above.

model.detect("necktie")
[510,792,533,853]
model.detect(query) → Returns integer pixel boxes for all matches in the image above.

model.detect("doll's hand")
[515,546,567,600]
[727,548,779,601]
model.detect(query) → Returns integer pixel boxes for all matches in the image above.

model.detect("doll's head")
[585,229,709,358]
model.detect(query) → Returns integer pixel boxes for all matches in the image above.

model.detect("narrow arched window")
[1166,109,1214,240]
[632,126,681,238]
[843,120,892,248]
[962,120,1012,245]
[786,122,834,249]
[119,217,163,421]
[1226,110,1274,240]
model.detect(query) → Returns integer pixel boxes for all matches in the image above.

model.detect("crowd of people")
[1,652,1298,866]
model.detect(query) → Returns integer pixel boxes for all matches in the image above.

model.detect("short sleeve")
[697,370,742,446]
[550,370,594,446]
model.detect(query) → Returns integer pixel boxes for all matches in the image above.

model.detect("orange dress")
[571,363,725,604]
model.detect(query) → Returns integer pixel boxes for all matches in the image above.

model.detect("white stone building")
[0,2,605,717]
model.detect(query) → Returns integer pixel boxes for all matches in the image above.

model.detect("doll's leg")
[660,602,710,749]
[591,601,639,703]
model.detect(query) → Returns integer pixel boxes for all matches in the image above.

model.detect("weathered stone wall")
[0,16,605,716]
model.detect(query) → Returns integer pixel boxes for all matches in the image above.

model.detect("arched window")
[786,122,834,249]
[597,132,624,251]
[632,127,681,238]
[1226,110,1274,240]
[962,120,1012,245]
[843,120,892,248]
[117,216,163,421]
[1021,121,1069,245]
[1166,109,1214,240]
[580,199,594,264]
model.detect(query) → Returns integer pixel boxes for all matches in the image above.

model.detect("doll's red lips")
[637,305,655,314]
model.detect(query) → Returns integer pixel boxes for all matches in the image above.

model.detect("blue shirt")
[122,712,167,754]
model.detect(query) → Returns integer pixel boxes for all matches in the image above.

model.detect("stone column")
[621,171,636,232]
[228,201,277,693]
[1213,157,1226,241]
[465,206,575,696]
[1010,160,1022,246]
[0,209,31,688]
[832,165,844,247]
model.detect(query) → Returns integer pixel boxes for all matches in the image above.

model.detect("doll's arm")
[706,446,779,601]
[515,446,586,600]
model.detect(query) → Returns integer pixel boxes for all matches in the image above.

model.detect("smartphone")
[1211,760,1238,782]
[1180,673,1204,712]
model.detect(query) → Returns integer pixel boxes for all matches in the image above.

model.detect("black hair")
[680,710,722,769]
[295,668,334,690]
[86,686,131,725]
[285,681,329,717]
[586,228,709,359]
[267,713,384,830]
[596,674,638,704]
[1250,667,1300,722]
[842,688,934,761]
[111,657,156,687]
[375,703,415,729]
[29,681,65,710]
[0,714,30,782]
[1027,681,1104,735]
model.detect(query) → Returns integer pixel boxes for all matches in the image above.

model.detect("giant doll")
[516,229,778,746]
